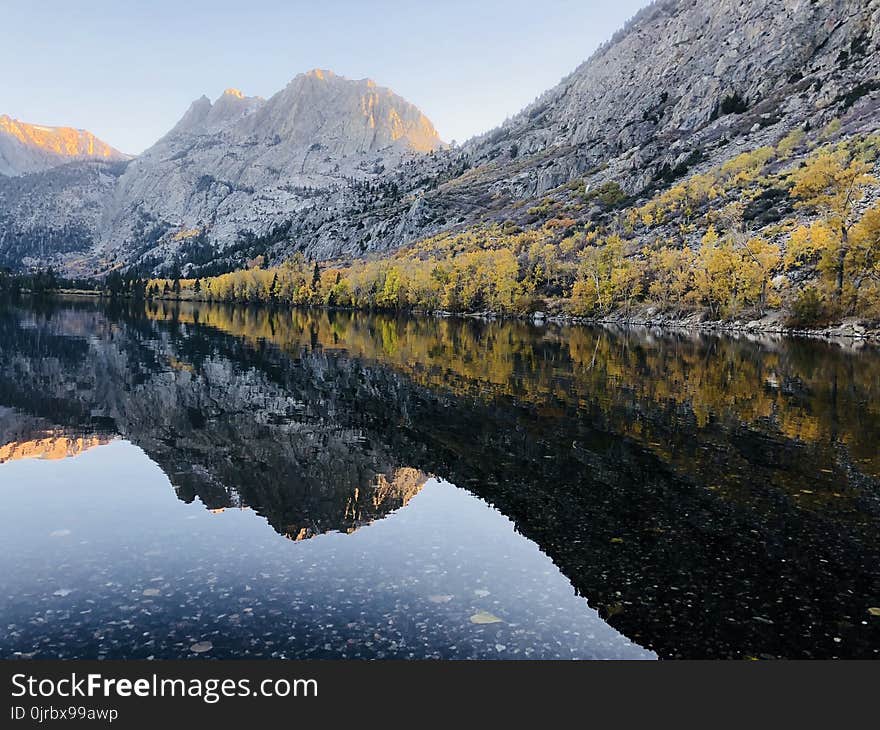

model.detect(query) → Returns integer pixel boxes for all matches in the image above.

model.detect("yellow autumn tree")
[790,148,876,301]
[737,236,781,314]
[647,245,695,310]
[688,224,779,317]
[571,235,643,315]
[376,267,406,309]
[846,204,880,315]
[691,226,738,318]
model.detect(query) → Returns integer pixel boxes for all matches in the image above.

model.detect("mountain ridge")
[0,0,878,280]
[94,68,446,276]
[0,115,130,177]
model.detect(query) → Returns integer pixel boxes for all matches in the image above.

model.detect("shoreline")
[427,308,880,343]
[39,290,880,343]
[540,314,880,343]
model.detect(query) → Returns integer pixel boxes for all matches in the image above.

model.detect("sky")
[1,0,648,154]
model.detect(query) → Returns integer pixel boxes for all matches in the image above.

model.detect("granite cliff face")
[452,0,880,197]
[239,0,879,268]
[0,160,128,270]
[0,115,129,177]
[0,70,444,274]
[99,70,445,274]
[1,0,878,275]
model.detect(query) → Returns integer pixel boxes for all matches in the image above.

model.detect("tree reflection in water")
[0,298,878,659]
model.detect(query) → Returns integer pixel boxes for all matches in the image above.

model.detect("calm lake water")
[1,299,878,659]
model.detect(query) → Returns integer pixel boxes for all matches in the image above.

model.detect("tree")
[720,203,780,315]
[691,226,737,318]
[105,271,124,297]
[846,204,880,314]
[377,268,404,309]
[571,235,642,315]
[777,128,805,159]
[736,236,781,315]
[690,224,780,318]
[790,148,876,300]
[647,245,695,310]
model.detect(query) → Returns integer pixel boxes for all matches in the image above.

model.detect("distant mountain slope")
[250,0,877,269]
[141,0,880,272]
[0,70,445,274]
[0,115,129,177]
[0,160,129,272]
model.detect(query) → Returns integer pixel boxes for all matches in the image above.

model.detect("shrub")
[584,181,627,208]
[719,92,749,115]
[785,287,831,328]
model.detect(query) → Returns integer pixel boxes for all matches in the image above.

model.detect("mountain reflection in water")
[0,298,879,659]
[2,441,650,660]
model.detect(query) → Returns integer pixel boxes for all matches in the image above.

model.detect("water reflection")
[1,440,652,659]
[0,299,879,659]
[0,409,115,463]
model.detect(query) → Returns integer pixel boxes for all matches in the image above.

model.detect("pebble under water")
[0,442,652,660]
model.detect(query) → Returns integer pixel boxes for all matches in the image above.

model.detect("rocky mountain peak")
[304,68,335,81]
[239,69,445,154]
[304,68,378,90]
[163,87,265,140]
[82,68,445,273]
[0,115,129,176]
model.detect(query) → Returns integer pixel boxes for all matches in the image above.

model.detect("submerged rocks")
[469,611,503,625]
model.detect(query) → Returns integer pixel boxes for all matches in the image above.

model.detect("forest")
[8,133,878,329]
[135,132,880,327]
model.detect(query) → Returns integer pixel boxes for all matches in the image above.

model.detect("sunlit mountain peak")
[0,115,129,176]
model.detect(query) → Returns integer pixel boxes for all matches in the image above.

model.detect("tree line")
[139,145,878,325]
[5,135,876,327]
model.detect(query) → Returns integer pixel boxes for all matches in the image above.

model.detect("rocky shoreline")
[442,309,880,343]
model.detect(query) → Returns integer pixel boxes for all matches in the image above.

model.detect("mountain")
[163,87,264,137]
[0,115,129,177]
[389,0,878,250]
[98,69,445,273]
[453,0,879,198]
[0,0,877,277]
[0,160,128,272]
[0,117,130,271]
[0,70,445,274]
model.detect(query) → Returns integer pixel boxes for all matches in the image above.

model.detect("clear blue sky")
[2,0,648,154]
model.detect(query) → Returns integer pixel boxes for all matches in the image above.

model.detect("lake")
[1,298,878,659]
